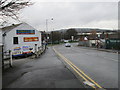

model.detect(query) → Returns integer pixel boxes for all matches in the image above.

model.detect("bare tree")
[90,30,97,40]
[0,0,33,26]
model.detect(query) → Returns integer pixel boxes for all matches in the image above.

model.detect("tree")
[90,30,97,39]
[50,31,61,43]
[65,28,77,39]
[0,0,33,26]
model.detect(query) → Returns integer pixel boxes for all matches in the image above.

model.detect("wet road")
[3,47,83,88]
[54,43,118,88]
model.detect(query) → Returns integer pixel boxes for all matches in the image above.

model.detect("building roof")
[1,23,22,33]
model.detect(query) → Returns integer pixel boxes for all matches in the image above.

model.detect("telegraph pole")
[51,18,53,45]
[46,19,48,32]
[45,18,54,46]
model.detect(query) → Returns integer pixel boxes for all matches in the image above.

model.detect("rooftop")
[1,23,22,32]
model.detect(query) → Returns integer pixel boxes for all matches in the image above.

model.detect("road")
[3,47,84,88]
[3,43,118,89]
[53,43,118,88]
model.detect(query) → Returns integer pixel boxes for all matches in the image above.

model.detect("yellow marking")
[62,56,96,88]
[65,58,102,88]
[54,49,96,88]
[53,47,103,89]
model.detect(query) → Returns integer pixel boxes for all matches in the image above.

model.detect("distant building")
[1,23,42,57]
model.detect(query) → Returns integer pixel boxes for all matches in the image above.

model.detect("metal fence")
[2,50,12,69]
[0,45,2,90]
[105,38,120,50]
[34,45,46,58]
[78,41,89,47]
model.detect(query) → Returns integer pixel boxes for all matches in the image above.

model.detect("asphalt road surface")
[3,47,84,88]
[54,43,118,88]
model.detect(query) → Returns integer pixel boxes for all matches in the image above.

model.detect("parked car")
[65,43,71,47]
[64,40,69,43]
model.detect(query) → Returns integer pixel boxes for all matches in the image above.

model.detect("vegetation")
[0,0,33,26]
[65,28,77,39]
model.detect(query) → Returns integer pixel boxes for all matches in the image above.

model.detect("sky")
[19,0,118,31]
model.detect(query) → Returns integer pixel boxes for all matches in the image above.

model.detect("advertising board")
[16,30,35,35]
[24,37,39,42]
[12,47,22,56]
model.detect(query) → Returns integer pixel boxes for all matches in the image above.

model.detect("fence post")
[2,45,4,69]
[0,45,2,90]
[35,44,37,58]
[9,50,12,67]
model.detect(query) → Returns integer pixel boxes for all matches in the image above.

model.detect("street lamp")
[46,19,48,32]
[45,18,53,32]
[51,18,54,45]
[45,18,54,45]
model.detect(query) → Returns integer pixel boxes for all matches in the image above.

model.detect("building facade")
[2,23,42,57]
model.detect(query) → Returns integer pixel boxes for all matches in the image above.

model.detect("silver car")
[65,43,71,47]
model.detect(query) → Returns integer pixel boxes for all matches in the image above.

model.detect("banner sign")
[12,47,22,55]
[16,30,35,35]
[24,37,39,42]
[22,46,33,53]
[13,47,21,51]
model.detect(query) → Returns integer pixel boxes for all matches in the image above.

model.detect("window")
[13,37,18,44]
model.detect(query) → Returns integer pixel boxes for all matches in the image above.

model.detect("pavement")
[77,45,119,54]
[3,47,84,88]
[53,43,118,88]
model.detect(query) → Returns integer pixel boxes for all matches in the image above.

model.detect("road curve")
[53,43,118,88]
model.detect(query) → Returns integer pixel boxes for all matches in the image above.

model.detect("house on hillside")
[2,23,42,57]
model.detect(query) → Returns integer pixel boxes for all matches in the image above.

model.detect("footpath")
[3,47,84,88]
[77,46,119,54]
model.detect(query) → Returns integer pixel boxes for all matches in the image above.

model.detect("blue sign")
[16,30,35,34]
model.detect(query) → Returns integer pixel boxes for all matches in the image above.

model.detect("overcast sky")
[19,0,118,31]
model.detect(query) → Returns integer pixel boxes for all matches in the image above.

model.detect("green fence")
[105,38,120,50]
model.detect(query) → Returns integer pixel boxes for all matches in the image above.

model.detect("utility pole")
[51,18,53,45]
[46,19,48,32]
[45,18,54,46]
[45,19,48,41]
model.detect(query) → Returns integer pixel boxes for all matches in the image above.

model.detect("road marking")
[65,57,102,88]
[83,81,95,87]
[53,47,103,89]
[53,48,95,88]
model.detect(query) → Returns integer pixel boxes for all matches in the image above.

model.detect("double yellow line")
[53,47,103,89]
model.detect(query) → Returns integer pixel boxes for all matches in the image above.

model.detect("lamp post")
[45,19,49,41]
[46,19,48,32]
[51,18,53,45]
[45,18,54,46]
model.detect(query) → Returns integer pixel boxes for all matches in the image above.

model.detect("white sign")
[84,37,88,41]
[71,36,74,41]
[47,36,49,39]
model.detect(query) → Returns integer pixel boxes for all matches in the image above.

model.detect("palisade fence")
[2,49,12,69]
[2,44,47,69]
[105,38,120,50]
[34,45,47,58]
